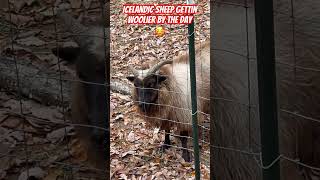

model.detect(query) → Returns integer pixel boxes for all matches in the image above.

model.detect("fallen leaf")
[127,131,135,142]
[1,116,22,129]
[115,114,124,121]
[83,0,92,9]
[154,158,161,164]
[0,170,7,179]
[181,162,192,167]
[44,169,60,180]
[18,167,46,180]
[119,173,128,180]
[121,150,135,158]
[191,170,196,177]
[69,0,81,9]
[46,126,74,143]
[16,36,46,46]
[0,0,8,9]
[4,13,31,26]
[8,131,24,142]
[56,2,71,11]
[13,1,27,12]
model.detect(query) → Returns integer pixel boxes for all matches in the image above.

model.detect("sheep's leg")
[161,129,171,151]
[180,131,191,162]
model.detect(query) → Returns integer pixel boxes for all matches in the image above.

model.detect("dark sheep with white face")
[127,42,210,162]
[126,62,170,113]
[127,74,167,112]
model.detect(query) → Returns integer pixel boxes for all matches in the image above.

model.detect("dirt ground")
[0,0,210,179]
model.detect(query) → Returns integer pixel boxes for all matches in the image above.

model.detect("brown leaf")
[46,126,74,143]
[82,0,92,9]
[5,13,32,26]
[16,36,46,46]
[56,2,71,11]
[18,167,46,180]
[70,138,88,162]
[44,169,60,180]
[69,0,81,9]
[154,158,161,164]
[35,53,58,64]
[121,150,135,158]
[0,170,7,179]
[13,1,26,12]
[8,131,24,142]
[1,116,22,129]
[127,131,135,142]
[0,0,8,9]
[38,8,54,17]
[115,114,124,121]
[119,173,128,180]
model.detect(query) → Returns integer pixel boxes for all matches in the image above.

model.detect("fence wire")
[0,0,109,179]
[4,0,319,179]
[110,0,210,179]
[212,0,320,179]
[0,0,211,179]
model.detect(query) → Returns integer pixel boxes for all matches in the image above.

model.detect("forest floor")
[110,0,210,179]
[0,0,210,179]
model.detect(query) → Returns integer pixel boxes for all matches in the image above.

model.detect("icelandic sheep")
[52,10,109,171]
[127,41,210,162]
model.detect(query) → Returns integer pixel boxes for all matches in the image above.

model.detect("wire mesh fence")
[0,0,210,179]
[0,0,109,179]
[3,0,319,179]
[212,0,320,179]
[110,0,210,179]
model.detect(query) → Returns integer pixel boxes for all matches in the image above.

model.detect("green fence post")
[188,19,201,180]
[254,0,281,180]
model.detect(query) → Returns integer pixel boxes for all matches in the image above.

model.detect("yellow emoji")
[155,26,165,37]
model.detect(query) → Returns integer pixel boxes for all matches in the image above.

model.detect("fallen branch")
[0,56,131,107]
[110,80,131,96]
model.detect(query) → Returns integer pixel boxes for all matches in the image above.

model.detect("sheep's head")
[127,60,173,112]
[52,10,109,142]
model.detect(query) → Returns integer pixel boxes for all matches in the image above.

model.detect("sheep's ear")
[52,46,80,64]
[155,75,167,83]
[126,75,136,82]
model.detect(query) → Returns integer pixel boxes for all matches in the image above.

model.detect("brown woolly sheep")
[52,10,109,173]
[212,0,320,179]
[127,41,210,162]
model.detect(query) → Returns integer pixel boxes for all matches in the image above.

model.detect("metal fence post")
[188,18,201,180]
[187,0,200,179]
[209,0,214,179]
[254,0,280,180]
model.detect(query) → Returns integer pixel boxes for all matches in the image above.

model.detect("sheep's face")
[53,10,109,166]
[52,46,108,142]
[127,74,167,112]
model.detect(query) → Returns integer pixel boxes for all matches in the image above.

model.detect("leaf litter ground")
[110,0,210,179]
[0,0,210,179]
